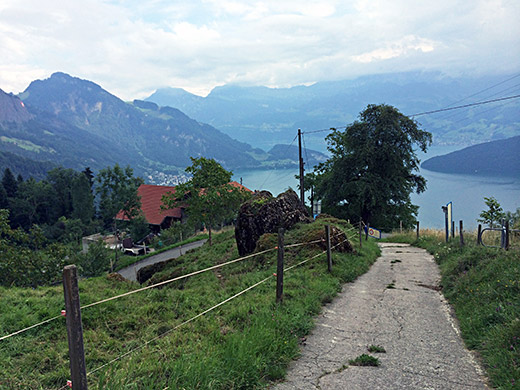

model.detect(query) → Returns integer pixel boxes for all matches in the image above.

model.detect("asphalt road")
[117,239,207,282]
[272,243,489,390]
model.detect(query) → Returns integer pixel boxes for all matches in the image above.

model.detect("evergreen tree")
[2,168,18,198]
[72,173,95,224]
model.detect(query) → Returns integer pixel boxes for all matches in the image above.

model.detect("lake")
[233,148,520,230]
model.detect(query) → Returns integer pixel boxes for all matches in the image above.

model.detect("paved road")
[272,243,488,390]
[117,239,207,282]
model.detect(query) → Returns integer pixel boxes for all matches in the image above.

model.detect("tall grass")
[0,217,379,389]
[389,230,520,389]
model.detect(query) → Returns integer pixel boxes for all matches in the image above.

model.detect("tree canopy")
[313,104,432,230]
[96,164,143,229]
[162,157,250,245]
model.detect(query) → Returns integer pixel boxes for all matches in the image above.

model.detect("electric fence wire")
[69,233,351,387]
[2,231,349,342]
[1,247,278,342]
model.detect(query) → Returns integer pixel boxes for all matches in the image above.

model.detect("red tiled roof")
[115,184,181,226]
[115,181,251,226]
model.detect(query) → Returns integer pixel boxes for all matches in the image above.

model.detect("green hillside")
[0,218,379,389]
[421,135,520,177]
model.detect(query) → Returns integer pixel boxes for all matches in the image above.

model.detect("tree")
[313,104,432,230]
[96,164,143,229]
[478,196,505,228]
[162,157,250,245]
[71,173,95,224]
[2,167,18,198]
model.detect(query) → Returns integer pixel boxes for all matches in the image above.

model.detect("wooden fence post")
[477,224,482,245]
[505,220,510,251]
[416,221,420,240]
[325,225,332,273]
[452,220,455,239]
[63,265,88,390]
[276,228,284,303]
[400,220,403,234]
[459,220,464,247]
[358,219,362,249]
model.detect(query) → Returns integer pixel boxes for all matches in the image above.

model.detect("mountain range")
[0,73,327,183]
[146,72,520,152]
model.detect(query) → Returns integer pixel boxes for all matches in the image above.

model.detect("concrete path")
[272,243,488,390]
[117,239,207,282]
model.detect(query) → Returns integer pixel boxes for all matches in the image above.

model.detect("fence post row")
[276,228,285,303]
[63,265,88,390]
[325,225,332,273]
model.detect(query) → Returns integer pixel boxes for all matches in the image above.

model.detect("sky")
[1,0,519,100]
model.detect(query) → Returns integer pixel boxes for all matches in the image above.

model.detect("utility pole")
[298,129,305,207]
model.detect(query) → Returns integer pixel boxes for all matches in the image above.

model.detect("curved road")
[117,239,207,282]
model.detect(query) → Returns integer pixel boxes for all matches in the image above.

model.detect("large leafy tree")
[162,157,250,245]
[313,104,432,230]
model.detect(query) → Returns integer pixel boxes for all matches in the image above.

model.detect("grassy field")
[388,230,520,389]
[0,217,379,389]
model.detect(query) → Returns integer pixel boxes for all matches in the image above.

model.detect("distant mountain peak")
[0,89,33,123]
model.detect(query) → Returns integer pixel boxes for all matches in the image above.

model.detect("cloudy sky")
[1,0,519,100]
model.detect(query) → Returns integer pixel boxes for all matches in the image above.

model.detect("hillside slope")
[421,135,520,177]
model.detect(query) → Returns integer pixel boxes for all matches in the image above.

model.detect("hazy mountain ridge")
[421,135,520,177]
[146,72,520,151]
[1,73,328,181]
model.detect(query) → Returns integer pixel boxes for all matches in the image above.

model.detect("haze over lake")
[233,146,520,230]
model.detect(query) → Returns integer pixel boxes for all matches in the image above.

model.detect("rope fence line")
[0,314,63,342]
[69,232,351,385]
[1,247,277,342]
[84,273,275,380]
[1,231,347,343]
[81,247,277,310]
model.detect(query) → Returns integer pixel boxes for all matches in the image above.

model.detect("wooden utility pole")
[276,228,285,303]
[63,265,88,390]
[298,129,305,207]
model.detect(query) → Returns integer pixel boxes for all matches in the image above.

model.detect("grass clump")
[1,219,379,389]
[367,345,386,353]
[348,354,380,366]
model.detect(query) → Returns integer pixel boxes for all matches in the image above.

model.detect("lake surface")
[233,150,520,231]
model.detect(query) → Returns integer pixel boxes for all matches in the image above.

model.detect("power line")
[441,72,520,109]
[410,94,520,117]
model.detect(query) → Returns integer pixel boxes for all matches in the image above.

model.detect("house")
[115,182,251,233]
[115,184,185,233]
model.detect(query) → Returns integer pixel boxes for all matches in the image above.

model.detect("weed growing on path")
[349,354,380,366]
[367,345,386,353]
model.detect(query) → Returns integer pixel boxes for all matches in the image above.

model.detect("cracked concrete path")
[271,243,488,390]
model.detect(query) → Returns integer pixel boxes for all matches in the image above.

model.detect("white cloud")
[0,0,518,99]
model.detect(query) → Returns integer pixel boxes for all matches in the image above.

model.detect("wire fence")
[1,224,358,390]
